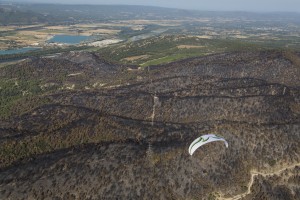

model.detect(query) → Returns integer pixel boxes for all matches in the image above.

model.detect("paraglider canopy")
[188,134,228,156]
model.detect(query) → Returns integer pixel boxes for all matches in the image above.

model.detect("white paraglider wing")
[188,134,228,155]
[188,134,215,154]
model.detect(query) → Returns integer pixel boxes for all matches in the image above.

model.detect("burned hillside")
[0,50,299,199]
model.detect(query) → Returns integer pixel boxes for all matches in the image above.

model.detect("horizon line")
[1,1,300,14]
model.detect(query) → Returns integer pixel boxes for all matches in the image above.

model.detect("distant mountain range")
[0,5,49,25]
[1,2,300,25]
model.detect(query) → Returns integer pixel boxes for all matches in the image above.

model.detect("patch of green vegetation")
[283,50,300,68]
[97,35,271,66]
[0,122,123,169]
[0,79,41,118]
[140,53,204,67]
[0,78,58,119]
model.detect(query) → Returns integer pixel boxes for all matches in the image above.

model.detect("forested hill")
[0,6,48,25]
[0,50,299,199]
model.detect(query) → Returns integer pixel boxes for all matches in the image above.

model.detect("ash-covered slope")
[0,51,299,200]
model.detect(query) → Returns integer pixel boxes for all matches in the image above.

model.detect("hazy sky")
[7,0,300,12]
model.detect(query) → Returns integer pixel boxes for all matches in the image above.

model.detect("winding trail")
[218,162,300,200]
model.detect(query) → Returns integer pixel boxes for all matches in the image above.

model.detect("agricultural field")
[1,3,300,70]
[2,17,300,68]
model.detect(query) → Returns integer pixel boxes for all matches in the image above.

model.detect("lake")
[0,47,40,55]
[47,35,91,44]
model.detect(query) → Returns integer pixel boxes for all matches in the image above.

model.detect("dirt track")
[218,162,300,200]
